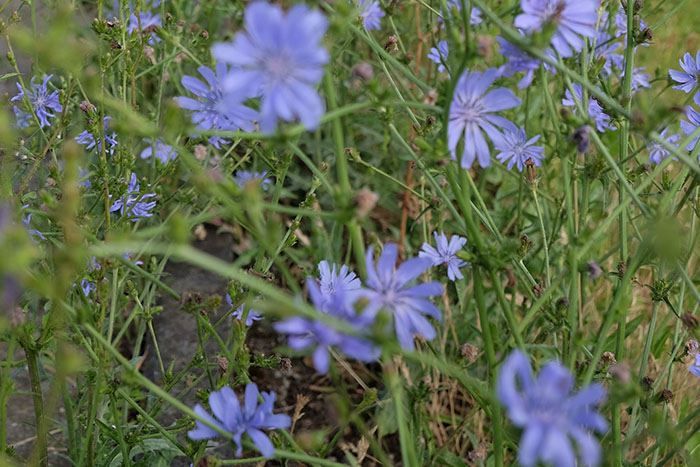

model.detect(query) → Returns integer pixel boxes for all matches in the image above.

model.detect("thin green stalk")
[531,188,550,288]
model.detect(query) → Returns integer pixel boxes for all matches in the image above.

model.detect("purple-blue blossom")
[21,205,46,241]
[514,0,597,58]
[188,384,291,458]
[625,67,651,93]
[274,278,380,374]
[10,75,62,128]
[78,167,91,188]
[225,294,263,326]
[669,51,700,105]
[690,352,700,378]
[212,1,329,134]
[233,171,272,190]
[362,244,443,350]
[497,37,554,89]
[110,173,157,221]
[494,126,545,172]
[80,279,96,297]
[498,350,608,467]
[318,260,361,304]
[13,106,32,129]
[593,31,622,78]
[427,41,449,74]
[681,106,700,152]
[177,64,258,149]
[127,9,161,43]
[140,138,177,164]
[358,0,384,31]
[441,1,482,27]
[647,128,681,164]
[75,117,118,155]
[448,68,521,169]
[562,84,616,133]
[419,232,468,281]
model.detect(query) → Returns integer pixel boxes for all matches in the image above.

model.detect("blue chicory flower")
[211,1,329,134]
[225,294,263,327]
[419,232,468,281]
[127,9,161,43]
[669,51,700,105]
[80,279,96,297]
[613,5,648,41]
[140,138,177,164]
[188,384,291,458]
[447,68,521,169]
[690,351,700,378]
[498,350,608,467]
[647,128,681,164]
[10,75,62,128]
[122,251,144,266]
[625,67,651,93]
[233,171,272,190]
[362,244,443,350]
[681,106,700,152]
[318,260,362,305]
[562,84,616,133]
[78,167,91,188]
[110,173,157,221]
[75,117,118,155]
[593,31,622,78]
[494,126,545,172]
[274,278,380,374]
[427,41,449,74]
[358,0,384,31]
[441,1,482,27]
[497,36,554,89]
[514,0,597,58]
[13,106,32,129]
[177,63,258,149]
[21,205,46,241]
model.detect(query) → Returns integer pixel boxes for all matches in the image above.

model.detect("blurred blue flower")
[647,128,680,164]
[110,173,157,221]
[626,67,651,93]
[233,171,272,190]
[75,117,118,155]
[419,232,467,281]
[274,278,379,374]
[177,64,258,149]
[127,10,161,43]
[78,167,91,188]
[21,205,46,241]
[188,384,291,458]
[669,51,700,105]
[427,41,449,74]
[362,244,443,350]
[690,350,700,378]
[498,350,608,467]
[80,279,96,297]
[212,1,329,133]
[13,106,32,129]
[494,126,545,172]
[613,5,647,42]
[447,68,521,169]
[593,31,622,78]
[497,36,554,89]
[358,0,384,30]
[225,294,263,327]
[562,84,616,133]
[122,251,144,266]
[514,0,597,58]
[441,1,482,27]
[318,260,362,305]
[11,75,62,128]
[140,138,177,164]
[681,106,700,151]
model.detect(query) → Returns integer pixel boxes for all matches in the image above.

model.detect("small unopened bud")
[587,261,602,280]
[11,307,25,327]
[80,100,96,113]
[685,339,699,356]
[143,45,156,63]
[601,351,617,365]
[641,376,654,391]
[642,28,653,43]
[658,388,673,403]
[476,35,493,58]
[532,283,545,298]
[384,35,398,53]
[556,297,570,309]
[217,356,228,377]
[617,260,628,277]
[352,61,374,81]
[355,187,378,218]
[460,343,479,363]
[423,89,438,106]
[110,39,122,50]
[609,362,630,384]
[681,312,698,331]
[194,144,208,161]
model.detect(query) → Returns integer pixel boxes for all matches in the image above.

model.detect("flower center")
[265,54,294,81]
[542,0,566,23]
